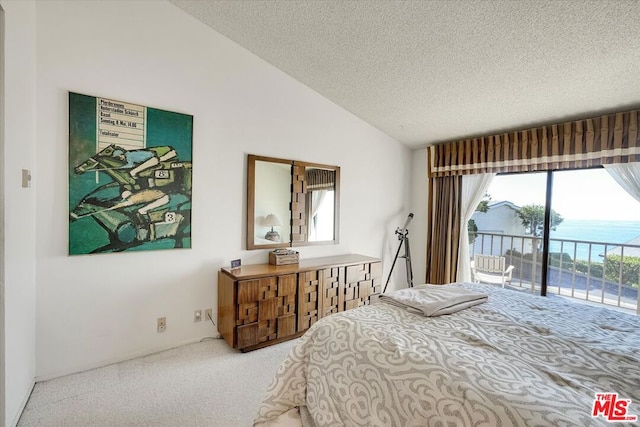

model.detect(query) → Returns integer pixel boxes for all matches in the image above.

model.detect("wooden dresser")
[218,254,382,351]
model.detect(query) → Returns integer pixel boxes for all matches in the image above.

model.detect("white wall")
[1,0,37,425]
[0,7,5,424]
[34,0,411,379]
[410,149,427,285]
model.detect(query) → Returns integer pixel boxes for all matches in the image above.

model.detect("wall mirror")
[247,155,340,250]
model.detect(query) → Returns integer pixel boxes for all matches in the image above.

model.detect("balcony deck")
[472,232,640,315]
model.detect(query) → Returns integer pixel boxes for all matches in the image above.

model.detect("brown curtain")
[425,108,640,284]
[426,173,462,284]
[429,110,640,177]
[306,168,335,190]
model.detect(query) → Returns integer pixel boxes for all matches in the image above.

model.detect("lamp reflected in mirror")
[263,213,282,242]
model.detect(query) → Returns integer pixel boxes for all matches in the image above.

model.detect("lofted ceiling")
[169,0,640,149]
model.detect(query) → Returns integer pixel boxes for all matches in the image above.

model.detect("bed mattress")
[254,283,640,426]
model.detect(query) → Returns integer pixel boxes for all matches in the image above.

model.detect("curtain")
[426,108,640,283]
[456,173,496,283]
[603,162,640,203]
[309,190,328,240]
[426,174,462,284]
[306,169,335,190]
[429,110,640,177]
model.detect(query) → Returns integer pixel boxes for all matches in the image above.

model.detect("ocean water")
[549,219,640,260]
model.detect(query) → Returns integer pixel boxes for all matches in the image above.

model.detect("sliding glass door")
[550,169,640,312]
[470,172,548,295]
[471,167,640,312]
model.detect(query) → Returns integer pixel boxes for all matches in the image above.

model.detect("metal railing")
[471,232,640,315]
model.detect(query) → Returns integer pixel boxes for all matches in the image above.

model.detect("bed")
[253,282,640,427]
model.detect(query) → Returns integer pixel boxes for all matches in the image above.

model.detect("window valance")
[306,168,335,190]
[428,110,640,177]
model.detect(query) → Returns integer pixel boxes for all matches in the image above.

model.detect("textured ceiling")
[169,0,640,149]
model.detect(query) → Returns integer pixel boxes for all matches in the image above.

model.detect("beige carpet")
[18,338,298,426]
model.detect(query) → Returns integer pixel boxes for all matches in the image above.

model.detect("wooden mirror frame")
[247,154,340,250]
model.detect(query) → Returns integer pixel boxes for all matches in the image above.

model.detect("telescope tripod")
[382,227,414,293]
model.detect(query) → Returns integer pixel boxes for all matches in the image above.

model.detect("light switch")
[21,169,31,188]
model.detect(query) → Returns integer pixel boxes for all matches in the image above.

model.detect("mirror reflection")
[247,155,340,250]
[305,167,335,242]
[252,159,291,246]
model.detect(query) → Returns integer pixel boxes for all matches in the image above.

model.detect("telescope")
[399,212,414,234]
[382,213,414,293]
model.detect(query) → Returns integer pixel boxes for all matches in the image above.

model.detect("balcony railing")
[471,232,640,315]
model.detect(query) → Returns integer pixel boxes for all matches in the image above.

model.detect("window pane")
[549,169,640,312]
[471,172,547,294]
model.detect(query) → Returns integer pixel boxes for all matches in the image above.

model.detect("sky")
[488,169,640,221]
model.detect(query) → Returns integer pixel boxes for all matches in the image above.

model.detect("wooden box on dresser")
[218,254,382,351]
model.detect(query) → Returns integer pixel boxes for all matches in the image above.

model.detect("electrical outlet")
[205,309,213,323]
[194,309,202,322]
[22,169,31,188]
[157,317,166,332]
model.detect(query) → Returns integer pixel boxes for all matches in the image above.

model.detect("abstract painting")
[68,92,193,255]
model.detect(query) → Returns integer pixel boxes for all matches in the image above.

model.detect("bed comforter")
[254,283,640,427]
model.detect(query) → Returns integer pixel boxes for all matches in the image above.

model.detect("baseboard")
[11,379,35,427]
[34,335,221,383]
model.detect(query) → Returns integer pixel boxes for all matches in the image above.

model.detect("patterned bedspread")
[254,283,640,426]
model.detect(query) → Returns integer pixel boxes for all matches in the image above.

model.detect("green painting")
[68,92,193,255]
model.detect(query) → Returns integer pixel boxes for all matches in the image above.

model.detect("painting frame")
[68,92,193,255]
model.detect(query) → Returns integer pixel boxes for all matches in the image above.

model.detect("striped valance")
[306,168,335,190]
[428,110,640,177]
